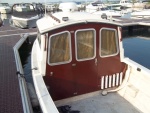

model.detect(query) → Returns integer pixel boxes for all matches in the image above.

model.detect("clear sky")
[0,0,87,4]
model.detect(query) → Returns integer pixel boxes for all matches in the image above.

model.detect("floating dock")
[0,25,37,113]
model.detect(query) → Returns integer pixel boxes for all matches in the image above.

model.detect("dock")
[0,25,37,113]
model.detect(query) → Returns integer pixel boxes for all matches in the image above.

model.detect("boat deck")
[0,25,37,113]
[55,91,141,113]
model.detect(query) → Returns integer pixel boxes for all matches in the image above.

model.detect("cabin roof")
[37,12,150,34]
[37,12,120,34]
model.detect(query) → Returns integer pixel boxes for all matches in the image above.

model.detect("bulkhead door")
[44,31,75,100]
[98,27,126,89]
[73,28,99,95]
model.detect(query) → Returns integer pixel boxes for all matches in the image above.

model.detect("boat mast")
[45,0,47,16]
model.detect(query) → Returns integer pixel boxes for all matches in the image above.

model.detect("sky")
[0,0,88,4]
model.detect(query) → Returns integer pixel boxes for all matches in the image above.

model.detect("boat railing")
[48,13,60,23]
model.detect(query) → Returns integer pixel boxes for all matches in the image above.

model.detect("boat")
[45,4,55,12]
[92,7,122,19]
[131,9,150,18]
[31,2,150,113]
[107,0,145,11]
[10,3,41,28]
[86,0,106,13]
[0,3,11,14]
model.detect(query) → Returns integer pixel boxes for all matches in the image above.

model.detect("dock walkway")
[0,25,37,113]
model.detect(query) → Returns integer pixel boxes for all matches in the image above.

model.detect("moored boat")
[31,2,150,113]
[0,3,11,14]
[10,3,42,28]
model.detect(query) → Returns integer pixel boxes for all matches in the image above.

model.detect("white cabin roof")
[36,11,111,34]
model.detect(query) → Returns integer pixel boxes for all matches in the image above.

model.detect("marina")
[0,25,37,113]
[0,1,150,113]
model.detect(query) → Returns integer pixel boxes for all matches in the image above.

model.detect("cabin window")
[100,28,119,57]
[75,29,96,61]
[48,31,71,65]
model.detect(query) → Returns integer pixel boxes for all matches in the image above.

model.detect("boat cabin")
[34,2,127,101]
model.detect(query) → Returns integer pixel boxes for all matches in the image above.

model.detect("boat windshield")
[1,3,9,6]
[100,7,110,11]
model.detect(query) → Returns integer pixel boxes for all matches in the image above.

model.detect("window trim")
[75,28,96,61]
[48,31,72,66]
[100,28,119,58]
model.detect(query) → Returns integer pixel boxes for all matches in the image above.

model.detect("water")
[19,36,36,84]
[123,37,150,69]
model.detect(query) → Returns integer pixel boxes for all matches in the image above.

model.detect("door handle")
[72,64,76,66]
[95,58,97,66]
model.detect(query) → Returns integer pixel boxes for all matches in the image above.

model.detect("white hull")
[11,15,39,28]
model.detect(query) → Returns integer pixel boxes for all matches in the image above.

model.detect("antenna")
[45,0,46,16]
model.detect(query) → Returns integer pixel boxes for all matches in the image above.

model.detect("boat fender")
[101,90,108,96]
[27,82,39,107]
[101,65,130,96]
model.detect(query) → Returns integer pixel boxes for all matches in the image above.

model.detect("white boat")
[92,7,122,19]
[86,0,106,13]
[31,2,150,113]
[45,4,55,12]
[131,9,150,18]
[10,3,41,28]
[107,0,145,11]
[0,3,11,14]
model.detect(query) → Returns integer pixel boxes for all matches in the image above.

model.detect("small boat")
[0,3,11,14]
[10,3,41,28]
[31,2,150,113]
[86,0,106,13]
[92,7,122,19]
[131,9,150,18]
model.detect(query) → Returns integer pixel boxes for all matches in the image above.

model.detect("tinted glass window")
[100,29,118,57]
[76,29,95,60]
[49,32,71,65]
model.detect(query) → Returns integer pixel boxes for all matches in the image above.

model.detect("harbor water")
[123,37,150,69]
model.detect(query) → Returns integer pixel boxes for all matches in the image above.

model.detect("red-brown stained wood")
[44,23,127,101]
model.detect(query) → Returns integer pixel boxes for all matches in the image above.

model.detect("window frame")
[75,28,96,61]
[100,28,119,58]
[48,31,72,66]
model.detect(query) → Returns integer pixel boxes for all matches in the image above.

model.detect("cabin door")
[72,29,99,95]
[97,27,126,89]
[45,31,75,100]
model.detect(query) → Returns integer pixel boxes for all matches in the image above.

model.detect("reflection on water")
[123,37,150,69]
